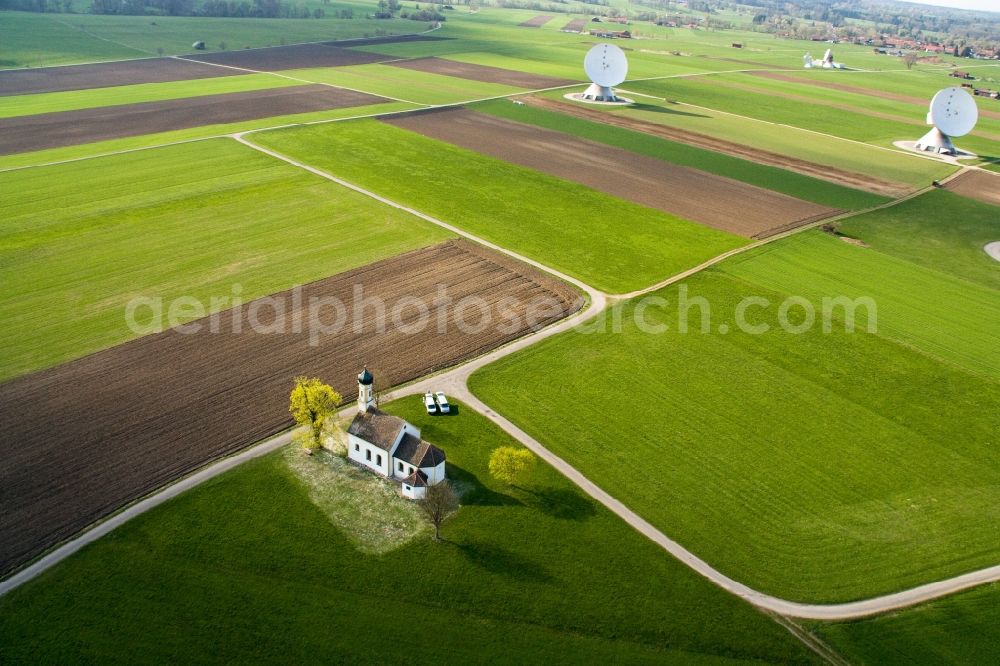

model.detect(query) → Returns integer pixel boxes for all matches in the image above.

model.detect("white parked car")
[423,392,438,415]
[435,391,450,414]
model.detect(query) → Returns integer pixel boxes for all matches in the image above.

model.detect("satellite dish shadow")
[630,102,709,118]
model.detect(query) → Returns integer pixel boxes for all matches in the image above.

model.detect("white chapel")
[346,368,446,500]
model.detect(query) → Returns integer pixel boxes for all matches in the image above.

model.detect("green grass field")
[716,72,1000,145]
[0,138,451,380]
[837,190,1000,291]
[0,9,423,67]
[252,119,747,293]
[721,231,1000,377]
[0,398,819,664]
[474,98,889,210]
[813,583,1000,665]
[627,74,1000,158]
[0,74,300,119]
[0,11,146,67]
[470,196,1000,602]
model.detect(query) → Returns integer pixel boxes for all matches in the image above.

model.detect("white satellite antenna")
[804,48,844,69]
[582,43,628,102]
[915,87,978,155]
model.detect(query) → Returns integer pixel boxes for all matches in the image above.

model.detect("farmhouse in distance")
[346,368,446,499]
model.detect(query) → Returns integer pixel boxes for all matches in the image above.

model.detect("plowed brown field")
[521,95,911,197]
[562,18,588,32]
[385,108,839,237]
[387,57,574,90]
[0,85,386,155]
[944,169,1000,206]
[178,43,388,71]
[0,240,580,576]
[0,57,240,97]
[519,15,554,27]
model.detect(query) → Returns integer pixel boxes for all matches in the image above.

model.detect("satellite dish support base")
[915,126,957,155]
[582,83,619,102]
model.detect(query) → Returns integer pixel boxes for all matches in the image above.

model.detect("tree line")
[0,0,337,18]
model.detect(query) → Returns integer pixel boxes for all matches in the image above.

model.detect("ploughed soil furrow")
[178,43,389,71]
[519,15,554,27]
[0,57,241,97]
[0,85,386,154]
[0,240,581,576]
[521,95,911,197]
[943,169,1000,206]
[562,18,588,32]
[387,57,575,90]
[385,108,840,238]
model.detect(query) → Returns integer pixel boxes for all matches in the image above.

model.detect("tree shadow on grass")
[521,486,597,521]
[451,540,553,583]
[447,463,522,508]
[629,102,709,118]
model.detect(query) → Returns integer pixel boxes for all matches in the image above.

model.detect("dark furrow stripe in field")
[386,57,576,90]
[0,58,242,97]
[0,85,387,155]
[519,15,554,28]
[0,239,582,576]
[176,43,388,72]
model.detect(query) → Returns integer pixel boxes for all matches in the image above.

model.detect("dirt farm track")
[386,108,840,238]
[0,240,580,576]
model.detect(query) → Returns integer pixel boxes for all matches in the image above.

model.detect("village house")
[346,368,446,500]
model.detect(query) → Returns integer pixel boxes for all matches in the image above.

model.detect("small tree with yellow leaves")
[289,376,341,452]
[488,447,536,487]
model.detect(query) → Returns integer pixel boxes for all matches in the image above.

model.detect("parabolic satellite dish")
[915,86,978,155]
[584,43,628,87]
[581,43,628,102]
